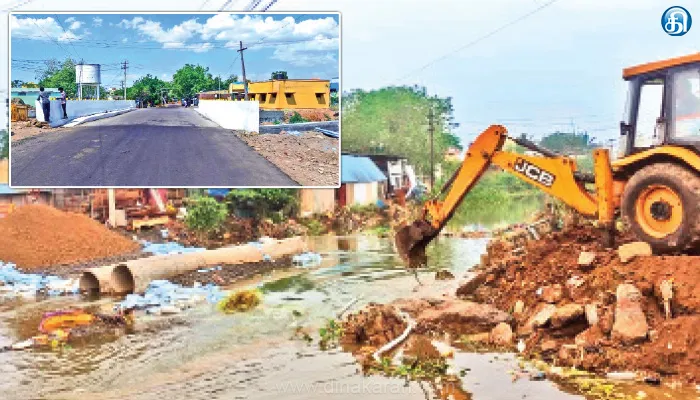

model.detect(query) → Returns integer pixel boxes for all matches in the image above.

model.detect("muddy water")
[0,236,691,400]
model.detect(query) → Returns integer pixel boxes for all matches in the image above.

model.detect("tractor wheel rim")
[634,184,683,239]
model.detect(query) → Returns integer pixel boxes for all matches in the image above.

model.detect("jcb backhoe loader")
[397,53,700,266]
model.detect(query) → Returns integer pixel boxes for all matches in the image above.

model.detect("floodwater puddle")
[0,235,694,400]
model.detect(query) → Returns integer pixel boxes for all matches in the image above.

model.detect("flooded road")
[0,235,688,400]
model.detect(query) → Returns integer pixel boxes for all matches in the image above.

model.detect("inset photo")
[9,12,340,188]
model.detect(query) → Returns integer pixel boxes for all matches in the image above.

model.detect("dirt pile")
[341,303,408,348]
[237,131,339,186]
[0,205,140,269]
[458,223,700,383]
[284,109,337,122]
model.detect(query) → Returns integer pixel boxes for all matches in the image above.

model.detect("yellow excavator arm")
[395,125,616,266]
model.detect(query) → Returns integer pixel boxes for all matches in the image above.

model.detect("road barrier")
[35,100,136,124]
[196,100,260,132]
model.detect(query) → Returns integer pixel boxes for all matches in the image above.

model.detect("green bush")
[185,196,227,233]
[226,189,299,220]
[300,218,326,235]
[289,111,309,124]
[0,130,8,159]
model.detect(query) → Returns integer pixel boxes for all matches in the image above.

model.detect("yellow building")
[229,79,331,109]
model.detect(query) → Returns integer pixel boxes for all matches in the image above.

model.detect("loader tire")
[621,163,700,254]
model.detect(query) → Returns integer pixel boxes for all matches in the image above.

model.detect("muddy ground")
[169,256,294,287]
[340,221,700,388]
[237,131,339,186]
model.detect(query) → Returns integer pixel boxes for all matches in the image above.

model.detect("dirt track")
[237,131,339,186]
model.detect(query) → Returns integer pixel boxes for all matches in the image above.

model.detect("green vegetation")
[300,218,326,236]
[330,91,339,107]
[225,189,299,221]
[1,130,8,160]
[435,160,543,227]
[185,196,228,234]
[171,64,237,98]
[369,356,450,380]
[288,111,310,124]
[271,71,288,79]
[35,58,107,99]
[319,319,344,350]
[217,290,262,314]
[127,74,170,105]
[540,131,595,154]
[342,86,461,173]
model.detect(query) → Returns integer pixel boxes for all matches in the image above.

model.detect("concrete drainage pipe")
[79,237,306,294]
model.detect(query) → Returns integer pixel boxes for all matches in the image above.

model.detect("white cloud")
[10,15,84,42]
[118,16,202,49]
[68,20,82,30]
[121,37,128,43]
[113,13,338,61]
[92,17,103,27]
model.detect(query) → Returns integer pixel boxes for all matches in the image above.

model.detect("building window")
[285,93,296,106]
[260,93,267,102]
[316,93,326,105]
[250,94,256,100]
[269,93,277,104]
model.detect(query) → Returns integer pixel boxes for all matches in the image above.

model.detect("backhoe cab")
[397,53,700,267]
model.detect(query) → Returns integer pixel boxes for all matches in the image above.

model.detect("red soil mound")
[0,205,140,269]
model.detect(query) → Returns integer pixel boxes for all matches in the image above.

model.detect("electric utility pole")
[121,60,129,99]
[238,41,249,100]
[428,107,435,190]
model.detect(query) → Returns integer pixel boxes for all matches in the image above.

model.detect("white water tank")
[75,64,101,84]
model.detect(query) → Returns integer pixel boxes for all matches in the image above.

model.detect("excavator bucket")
[395,220,437,268]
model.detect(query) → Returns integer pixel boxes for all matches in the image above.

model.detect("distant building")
[445,147,462,162]
[338,155,388,207]
[330,77,339,93]
[11,87,59,105]
[0,186,53,217]
[229,78,331,109]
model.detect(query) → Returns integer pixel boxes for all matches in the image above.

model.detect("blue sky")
[10,12,340,90]
[1,0,699,147]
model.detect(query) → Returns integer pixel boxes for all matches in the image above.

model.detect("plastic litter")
[292,252,323,268]
[0,261,79,298]
[115,279,224,313]
[141,241,206,256]
[286,130,302,136]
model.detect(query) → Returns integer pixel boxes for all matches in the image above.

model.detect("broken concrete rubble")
[618,242,652,263]
[540,284,564,303]
[578,251,596,267]
[550,304,585,329]
[489,322,514,346]
[612,283,649,345]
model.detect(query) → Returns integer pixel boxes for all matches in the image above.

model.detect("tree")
[540,131,595,154]
[37,58,77,98]
[11,80,24,88]
[1,130,8,160]
[341,86,461,173]
[171,64,215,98]
[271,71,288,80]
[212,74,239,91]
[127,74,169,105]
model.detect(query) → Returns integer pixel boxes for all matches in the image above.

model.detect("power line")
[28,19,75,60]
[395,0,561,82]
[54,14,81,60]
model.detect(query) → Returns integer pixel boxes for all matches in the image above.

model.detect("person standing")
[37,87,51,123]
[58,87,68,119]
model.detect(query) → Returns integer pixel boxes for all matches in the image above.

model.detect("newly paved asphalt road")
[10,106,297,187]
